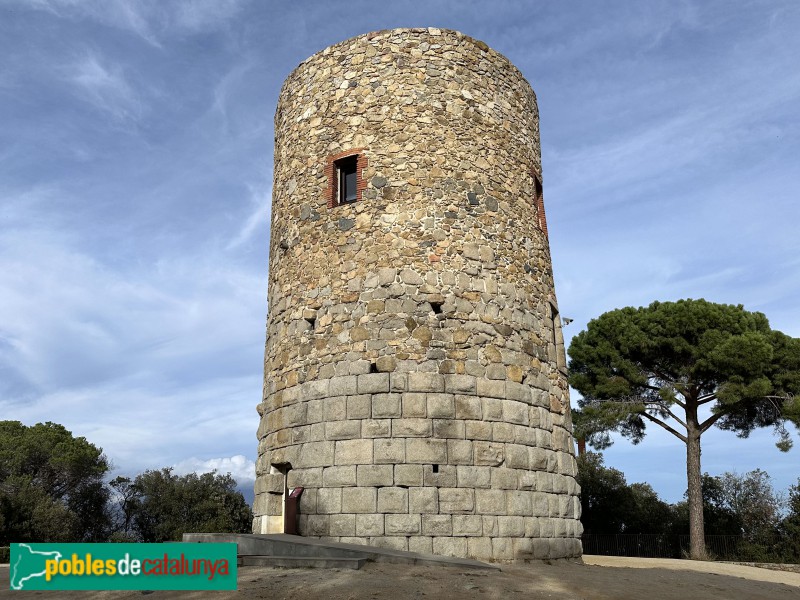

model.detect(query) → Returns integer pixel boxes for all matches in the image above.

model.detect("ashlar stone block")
[317,488,342,514]
[427,393,454,418]
[385,514,421,535]
[287,467,322,489]
[342,487,377,513]
[423,465,456,488]
[358,373,390,394]
[372,393,401,418]
[432,537,468,558]
[409,536,433,555]
[356,514,384,536]
[361,419,391,438]
[377,487,408,513]
[407,372,444,392]
[370,536,408,551]
[482,516,498,536]
[477,378,505,398]
[505,443,529,469]
[512,537,535,560]
[492,467,519,490]
[329,514,356,536]
[475,489,505,515]
[492,422,515,442]
[405,438,447,464]
[323,465,357,487]
[346,394,372,419]
[492,537,514,561]
[392,418,432,437]
[409,487,438,513]
[446,439,473,465]
[473,441,504,466]
[394,464,423,487]
[329,375,358,396]
[467,537,493,560]
[257,473,284,494]
[357,464,394,487]
[455,395,482,420]
[422,514,452,536]
[335,439,373,465]
[292,423,325,444]
[456,465,491,489]
[298,441,335,468]
[453,515,483,537]
[465,420,492,441]
[326,420,361,440]
[498,515,525,536]
[305,514,330,536]
[482,398,504,420]
[438,488,474,514]
[402,393,427,417]
[433,419,465,439]
[374,438,405,463]
[444,374,476,393]
[324,397,347,421]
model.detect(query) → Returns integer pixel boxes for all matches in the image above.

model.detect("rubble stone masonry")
[253,28,582,562]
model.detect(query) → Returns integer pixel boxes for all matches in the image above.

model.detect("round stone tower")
[254,28,581,562]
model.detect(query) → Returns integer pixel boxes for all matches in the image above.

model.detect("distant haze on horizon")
[1,0,798,503]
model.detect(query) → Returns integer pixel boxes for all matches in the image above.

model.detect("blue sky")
[1,0,798,504]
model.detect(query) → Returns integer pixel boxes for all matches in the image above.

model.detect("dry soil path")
[2,556,799,599]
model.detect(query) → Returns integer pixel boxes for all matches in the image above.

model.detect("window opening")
[337,155,358,204]
[533,172,548,236]
[550,302,566,372]
[326,149,367,208]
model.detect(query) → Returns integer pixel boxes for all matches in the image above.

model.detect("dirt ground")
[3,556,800,599]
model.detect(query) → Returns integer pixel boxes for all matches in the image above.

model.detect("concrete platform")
[183,533,499,571]
[238,555,368,569]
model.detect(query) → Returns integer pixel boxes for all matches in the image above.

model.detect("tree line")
[0,421,252,546]
[578,452,800,562]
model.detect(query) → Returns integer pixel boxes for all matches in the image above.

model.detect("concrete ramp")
[183,533,500,571]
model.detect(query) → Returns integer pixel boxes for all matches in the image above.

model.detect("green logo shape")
[9,543,237,591]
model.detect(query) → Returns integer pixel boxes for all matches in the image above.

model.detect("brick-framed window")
[325,148,368,208]
[532,170,548,236]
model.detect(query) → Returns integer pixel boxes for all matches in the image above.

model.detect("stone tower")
[254,28,582,562]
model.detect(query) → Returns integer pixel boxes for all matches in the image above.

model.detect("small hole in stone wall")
[370,362,379,373]
[432,464,439,473]
[305,316,316,329]
[430,301,443,314]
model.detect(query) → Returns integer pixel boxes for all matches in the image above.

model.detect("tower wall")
[254,28,582,562]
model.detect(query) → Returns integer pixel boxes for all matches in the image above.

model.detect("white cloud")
[227,180,272,250]
[26,0,162,46]
[173,0,247,32]
[2,374,259,475]
[65,52,143,122]
[24,0,247,46]
[172,455,256,485]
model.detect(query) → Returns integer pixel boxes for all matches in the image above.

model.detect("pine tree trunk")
[577,437,586,457]
[686,419,705,559]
